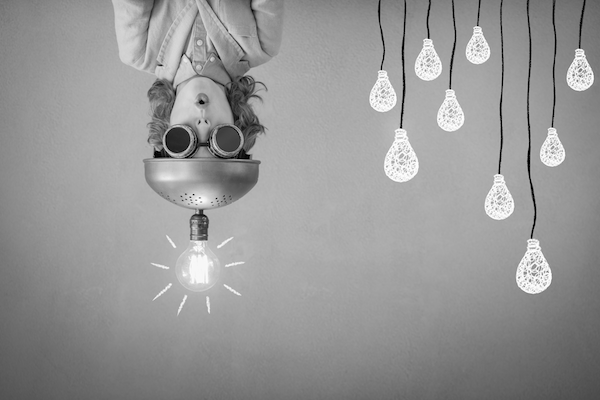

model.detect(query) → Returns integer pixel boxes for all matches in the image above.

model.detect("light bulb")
[566,49,594,91]
[465,26,490,64]
[415,38,442,81]
[176,240,221,292]
[516,238,552,294]
[437,89,464,131]
[484,174,514,220]
[384,128,419,182]
[369,70,397,112]
[175,211,221,292]
[540,127,565,167]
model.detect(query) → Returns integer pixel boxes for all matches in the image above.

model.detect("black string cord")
[378,0,386,70]
[578,0,587,49]
[449,0,457,89]
[399,0,407,128]
[526,0,537,239]
[426,0,432,39]
[498,0,504,174]
[477,0,482,26]
[551,0,557,127]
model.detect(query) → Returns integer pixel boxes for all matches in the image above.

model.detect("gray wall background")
[1,0,599,399]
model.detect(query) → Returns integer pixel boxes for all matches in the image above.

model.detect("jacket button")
[196,40,203,46]
[209,56,215,62]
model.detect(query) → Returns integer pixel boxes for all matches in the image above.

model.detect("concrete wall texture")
[1,0,599,399]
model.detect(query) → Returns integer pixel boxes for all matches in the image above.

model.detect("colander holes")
[160,192,177,203]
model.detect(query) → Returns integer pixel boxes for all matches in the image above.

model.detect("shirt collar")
[173,53,232,91]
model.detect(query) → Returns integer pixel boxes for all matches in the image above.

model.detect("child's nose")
[196,119,211,142]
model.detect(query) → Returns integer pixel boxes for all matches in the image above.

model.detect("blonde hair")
[147,75,267,157]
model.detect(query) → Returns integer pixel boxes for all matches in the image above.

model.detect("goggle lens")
[214,125,243,153]
[164,126,193,154]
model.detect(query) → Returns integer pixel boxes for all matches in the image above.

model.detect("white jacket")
[112,0,284,85]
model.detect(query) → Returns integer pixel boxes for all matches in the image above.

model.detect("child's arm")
[112,0,154,70]
[251,0,284,58]
[113,0,185,74]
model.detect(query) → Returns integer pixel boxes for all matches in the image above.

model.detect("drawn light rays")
[150,235,245,316]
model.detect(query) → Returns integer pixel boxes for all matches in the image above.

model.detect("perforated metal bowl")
[144,158,260,210]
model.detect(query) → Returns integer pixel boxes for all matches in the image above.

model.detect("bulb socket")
[394,128,407,140]
[190,211,209,241]
[527,238,540,251]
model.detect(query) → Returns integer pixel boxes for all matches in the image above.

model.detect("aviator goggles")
[162,124,244,159]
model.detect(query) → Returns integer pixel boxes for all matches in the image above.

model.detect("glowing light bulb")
[369,70,397,112]
[415,38,442,81]
[516,239,552,294]
[567,49,594,91]
[484,174,514,220]
[437,89,464,131]
[175,211,220,292]
[384,128,419,182]
[540,127,565,167]
[176,240,221,292]
[466,26,490,64]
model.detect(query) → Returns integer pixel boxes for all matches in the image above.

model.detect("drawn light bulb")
[415,38,442,81]
[484,174,514,220]
[540,127,565,167]
[516,239,552,294]
[466,26,490,64]
[567,49,594,91]
[437,89,464,131]
[384,128,419,182]
[175,212,221,292]
[369,70,397,112]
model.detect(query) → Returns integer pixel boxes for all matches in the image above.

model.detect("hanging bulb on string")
[566,49,594,91]
[466,26,491,64]
[516,239,552,294]
[516,2,551,295]
[415,39,442,81]
[384,128,419,182]
[540,127,565,167]
[369,70,397,112]
[484,174,514,220]
[437,89,464,131]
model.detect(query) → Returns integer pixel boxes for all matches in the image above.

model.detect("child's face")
[170,76,234,158]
